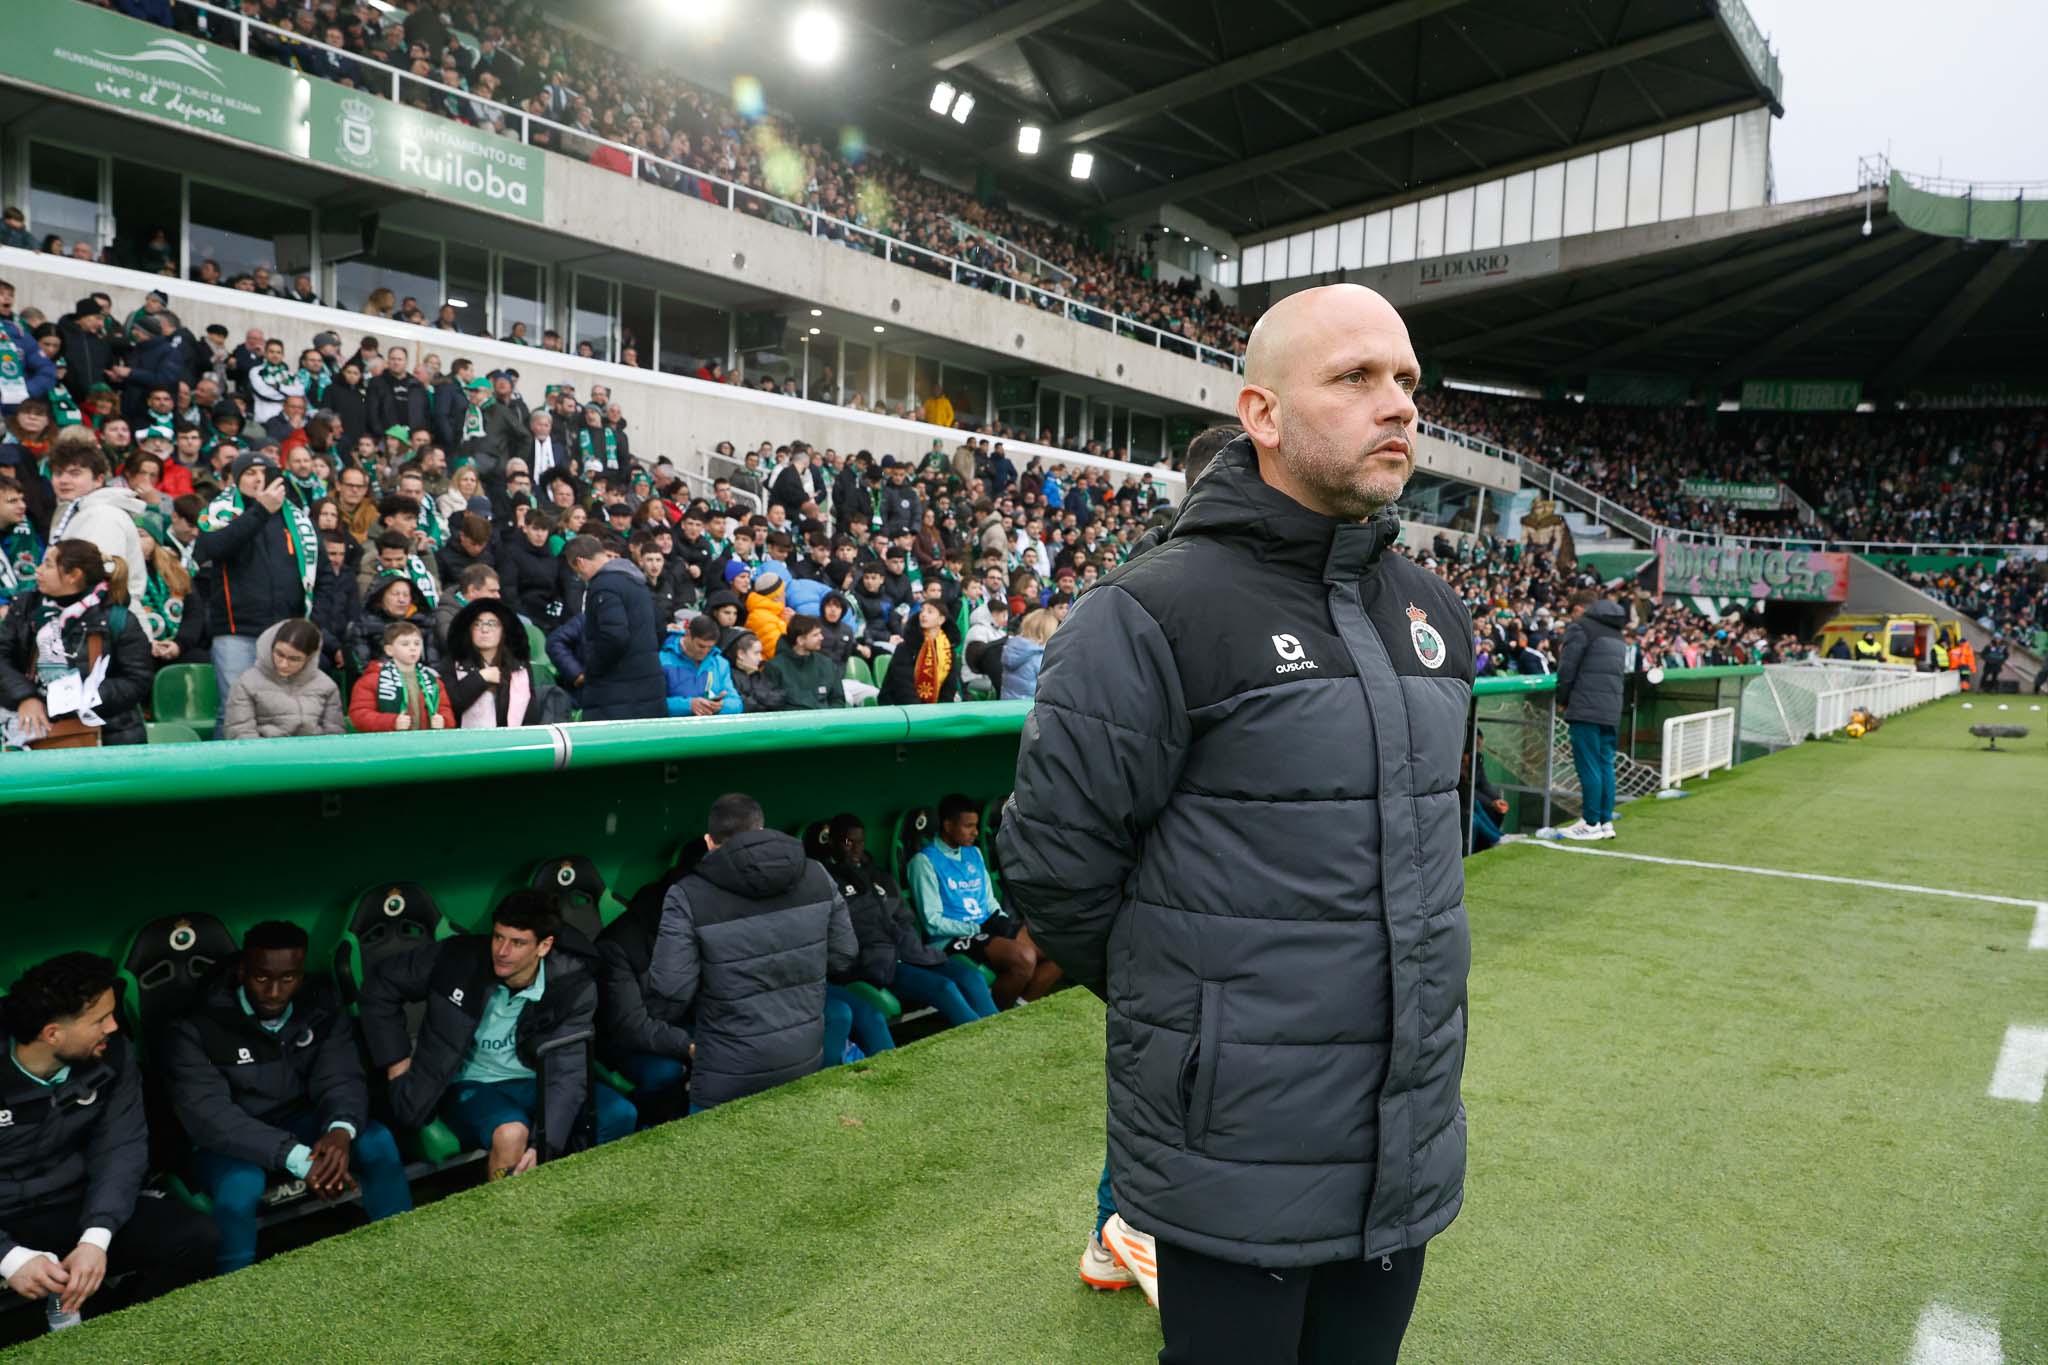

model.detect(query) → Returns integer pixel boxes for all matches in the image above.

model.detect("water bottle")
[44,1295,82,1331]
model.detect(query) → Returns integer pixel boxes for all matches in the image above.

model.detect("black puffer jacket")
[358,929,602,1160]
[595,904,693,1063]
[1555,598,1628,725]
[499,532,568,624]
[0,591,153,745]
[577,558,665,721]
[161,973,368,1171]
[822,852,949,988]
[0,1035,148,1264]
[647,830,857,1109]
[1000,438,1474,1269]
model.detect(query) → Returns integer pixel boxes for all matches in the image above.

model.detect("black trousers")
[1157,1240,1426,1365]
[6,1190,218,1317]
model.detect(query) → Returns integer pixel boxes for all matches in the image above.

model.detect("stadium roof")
[543,0,1784,235]
[1384,190,2048,395]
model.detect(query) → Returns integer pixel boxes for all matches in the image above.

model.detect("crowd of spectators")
[94,0,1250,364]
[1882,554,2048,662]
[1415,529,1814,680]
[1419,388,2048,548]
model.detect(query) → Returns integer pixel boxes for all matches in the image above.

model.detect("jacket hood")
[1581,600,1628,633]
[696,828,809,899]
[363,572,414,615]
[448,597,529,669]
[1169,437,1399,582]
[746,584,785,611]
[593,557,641,588]
[79,485,147,517]
[251,619,324,688]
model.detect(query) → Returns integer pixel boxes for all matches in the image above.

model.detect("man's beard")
[1287,422,1412,521]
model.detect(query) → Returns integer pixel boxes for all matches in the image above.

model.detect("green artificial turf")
[10,696,2045,1363]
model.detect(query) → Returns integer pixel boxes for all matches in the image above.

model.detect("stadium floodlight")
[809,308,822,317]
[950,92,975,124]
[929,81,957,115]
[1069,151,1094,180]
[1017,125,1041,155]
[809,327,821,335]
[872,324,885,333]
[789,8,842,68]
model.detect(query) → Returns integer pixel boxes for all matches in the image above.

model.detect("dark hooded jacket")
[1555,598,1627,726]
[346,573,438,671]
[161,972,368,1171]
[499,531,568,624]
[576,557,665,721]
[358,928,603,1160]
[0,1036,148,1264]
[444,597,541,727]
[998,437,1474,1269]
[646,829,857,1109]
[821,851,948,988]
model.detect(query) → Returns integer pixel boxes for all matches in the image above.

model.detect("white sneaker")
[1595,822,1616,840]
[1558,820,1602,841]
[1079,1229,1137,1293]
[1099,1213,1160,1308]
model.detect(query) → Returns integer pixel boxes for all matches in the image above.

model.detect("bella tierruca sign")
[1656,539,1849,603]
[3,4,545,222]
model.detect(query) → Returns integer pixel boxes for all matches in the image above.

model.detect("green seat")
[332,884,468,1167]
[146,720,202,744]
[529,855,630,939]
[842,981,902,1019]
[843,655,872,687]
[531,655,557,688]
[151,662,218,729]
[525,621,550,663]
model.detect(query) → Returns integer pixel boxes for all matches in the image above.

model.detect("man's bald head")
[1237,284,1421,521]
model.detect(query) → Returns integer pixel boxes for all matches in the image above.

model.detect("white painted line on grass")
[1523,839,2043,910]
[1987,1026,2048,1104]
[1909,1302,2003,1365]
[2031,905,2048,951]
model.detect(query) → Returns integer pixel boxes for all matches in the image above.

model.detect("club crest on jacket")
[1407,603,1446,670]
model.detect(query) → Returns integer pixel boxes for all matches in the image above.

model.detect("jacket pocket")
[1182,981,1225,1147]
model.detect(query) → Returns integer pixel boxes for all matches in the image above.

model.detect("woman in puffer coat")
[444,597,542,729]
[223,617,344,739]
[1000,607,1058,700]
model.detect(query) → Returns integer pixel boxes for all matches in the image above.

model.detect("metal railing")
[944,216,1077,286]
[1419,418,2048,558]
[171,0,1243,374]
[1660,707,1735,788]
[1811,669,1957,738]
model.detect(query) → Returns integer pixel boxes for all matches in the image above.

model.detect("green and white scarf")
[255,358,294,398]
[297,367,329,405]
[47,380,81,429]
[0,328,27,407]
[401,555,440,608]
[283,470,327,507]
[578,425,617,470]
[374,658,442,717]
[462,397,490,444]
[0,520,41,600]
[200,487,317,597]
[415,496,447,551]
[137,569,184,642]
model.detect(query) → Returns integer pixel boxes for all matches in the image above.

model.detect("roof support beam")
[1873,243,2034,388]
[1551,227,1922,376]
[1103,18,1719,215]
[911,0,1109,75]
[1426,221,1881,352]
[1047,0,1470,146]
[1711,239,1955,383]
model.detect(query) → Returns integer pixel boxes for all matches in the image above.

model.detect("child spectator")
[722,629,787,712]
[347,620,452,732]
[878,600,961,705]
[347,573,431,671]
[1001,607,1058,700]
[446,598,541,728]
[223,618,343,739]
[0,540,150,747]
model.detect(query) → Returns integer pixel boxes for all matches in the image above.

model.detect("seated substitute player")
[360,892,635,1178]
[906,794,1060,1008]
[1,953,218,1327]
[163,921,414,1273]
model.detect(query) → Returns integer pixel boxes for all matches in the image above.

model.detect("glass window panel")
[1695,116,1734,214]
[1336,217,1364,270]
[1388,202,1417,262]
[1363,210,1391,266]
[1660,126,1699,221]
[27,143,100,255]
[1240,242,1265,286]
[619,283,656,369]
[1625,137,1662,226]
[1561,154,1597,236]
[1501,171,1535,246]
[498,257,546,345]
[572,274,614,361]
[443,241,490,336]
[1443,187,1475,255]
[1593,145,1630,231]
[334,226,438,315]
[1311,224,1338,273]
[657,294,729,377]
[1472,180,1505,250]
[942,363,989,426]
[1415,196,1446,258]
[108,158,181,276]
[1532,162,1566,239]
[188,184,312,283]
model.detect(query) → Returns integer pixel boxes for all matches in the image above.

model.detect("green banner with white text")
[5,1,308,155]
[1,4,545,222]
[307,84,544,222]
[1739,379,1862,412]
[1680,479,1784,509]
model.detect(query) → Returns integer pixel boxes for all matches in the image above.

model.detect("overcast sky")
[1741,0,2048,201]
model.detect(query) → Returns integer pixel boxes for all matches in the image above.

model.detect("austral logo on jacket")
[1272,634,1319,674]
[1407,603,1446,670]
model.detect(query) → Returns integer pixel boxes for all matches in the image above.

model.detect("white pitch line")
[1524,839,2044,911]
[1986,1025,2048,1104]
[1909,1302,2004,1365]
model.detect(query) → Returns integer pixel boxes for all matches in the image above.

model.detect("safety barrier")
[1660,707,1735,788]
[1811,669,1959,737]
